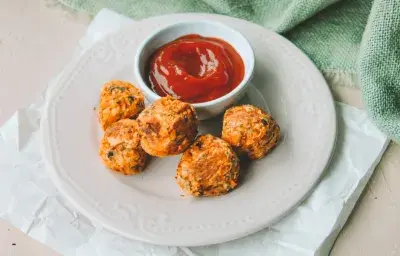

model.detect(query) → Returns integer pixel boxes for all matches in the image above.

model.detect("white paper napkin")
[0,9,389,256]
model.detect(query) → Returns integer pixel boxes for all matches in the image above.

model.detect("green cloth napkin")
[57,0,400,142]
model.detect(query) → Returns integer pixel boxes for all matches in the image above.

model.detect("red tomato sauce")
[147,34,245,103]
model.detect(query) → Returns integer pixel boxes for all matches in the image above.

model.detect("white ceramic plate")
[41,13,336,246]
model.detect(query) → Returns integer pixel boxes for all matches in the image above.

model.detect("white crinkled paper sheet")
[0,9,389,256]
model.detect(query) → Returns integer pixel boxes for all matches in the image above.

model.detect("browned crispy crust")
[137,96,199,157]
[222,105,280,160]
[99,119,148,175]
[176,134,240,197]
[98,80,145,130]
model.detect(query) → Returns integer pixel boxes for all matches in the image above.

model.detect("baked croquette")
[99,119,148,175]
[176,134,240,196]
[222,105,280,160]
[137,97,199,157]
[98,80,145,130]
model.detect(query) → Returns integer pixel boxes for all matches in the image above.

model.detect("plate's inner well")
[112,85,274,200]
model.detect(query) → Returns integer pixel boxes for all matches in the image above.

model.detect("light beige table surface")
[0,0,399,255]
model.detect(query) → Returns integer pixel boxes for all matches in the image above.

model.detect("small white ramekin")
[134,20,255,120]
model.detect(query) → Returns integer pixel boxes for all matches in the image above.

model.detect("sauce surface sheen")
[147,34,245,103]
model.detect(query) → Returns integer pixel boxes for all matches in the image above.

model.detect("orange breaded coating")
[137,97,199,157]
[99,119,148,175]
[222,105,280,160]
[176,134,240,197]
[98,80,145,130]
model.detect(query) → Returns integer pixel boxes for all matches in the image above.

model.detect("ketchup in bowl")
[147,34,245,103]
